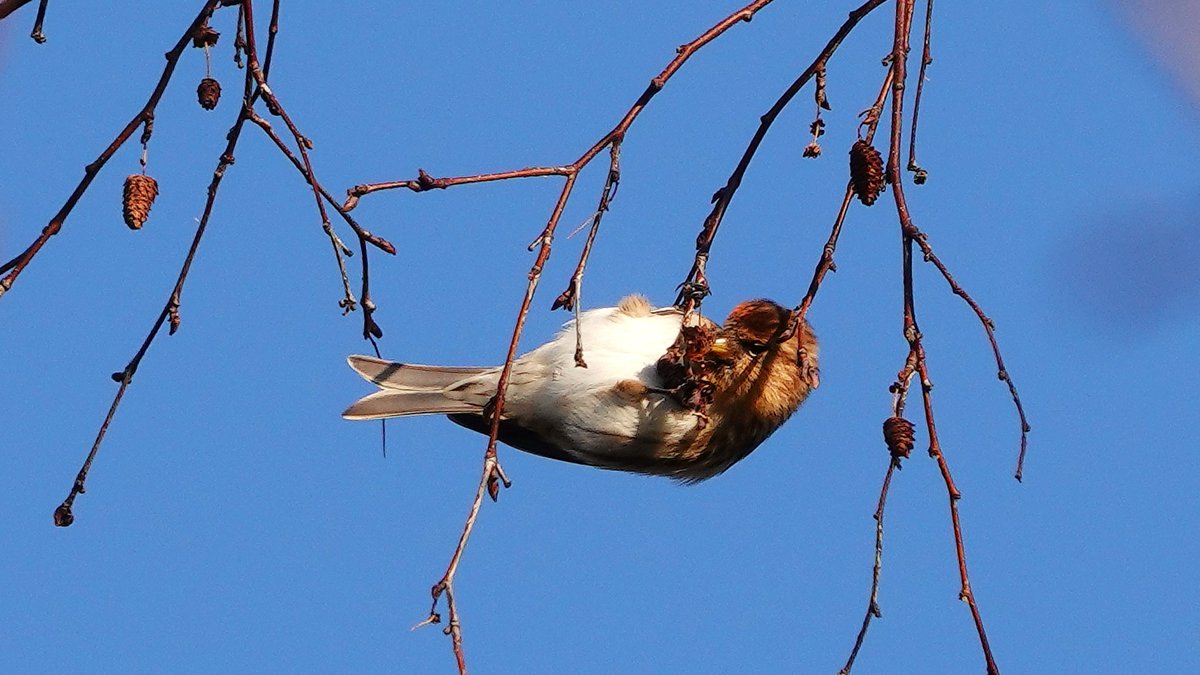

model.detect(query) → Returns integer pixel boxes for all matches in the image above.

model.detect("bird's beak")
[709,337,734,360]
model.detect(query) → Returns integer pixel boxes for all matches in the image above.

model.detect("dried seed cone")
[192,24,220,49]
[883,416,916,460]
[850,139,885,206]
[197,77,221,110]
[122,174,159,230]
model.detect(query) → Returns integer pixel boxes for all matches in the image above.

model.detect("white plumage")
[344,295,704,468]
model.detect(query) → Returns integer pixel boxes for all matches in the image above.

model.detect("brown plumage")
[344,296,819,482]
[637,299,820,479]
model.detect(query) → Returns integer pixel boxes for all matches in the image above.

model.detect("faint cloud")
[1110,0,1200,109]
[1063,4,1200,339]
[1052,195,1200,337]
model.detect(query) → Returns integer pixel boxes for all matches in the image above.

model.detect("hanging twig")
[884,1,999,671]
[53,0,278,526]
[787,68,893,337]
[551,143,622,367]
[29,0,48,42]
[906,0,933,183]
[379,3,891,671]
[838,459,899,675]
[673,0,888,312]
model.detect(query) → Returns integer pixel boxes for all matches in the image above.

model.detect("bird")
[343,294,819,482]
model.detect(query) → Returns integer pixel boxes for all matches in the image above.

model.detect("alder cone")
[122,174,159,230]
[850,139,885,206]
[882,415,915,459]
[197,77,221,110]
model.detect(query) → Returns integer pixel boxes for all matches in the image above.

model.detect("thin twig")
[795,69,905,675]
[245,109,394,338]
[247,0,394,345]
[904,228,1031,478]
[787,69,893,336]
[0,0,226,296]
[54,0,280,526]
[674,0,888,312]
[551,143,622,367]
[29,0,47,42]
[0,0,34,21]
[885,1,998,672]
[345,0,782,210]
[240,0,358,313]
[907,0,933,182]
[387,6,818,670]
[838,460,898,675]
[421,174,577,674]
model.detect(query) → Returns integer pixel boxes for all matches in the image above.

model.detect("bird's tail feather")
[343,355,494,420]
[347,355,488,390]
[342,389,481,420]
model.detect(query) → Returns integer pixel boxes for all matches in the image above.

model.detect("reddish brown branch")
[52,0,279,527]
[29,0,47,42]
[904,228,1031,478]
[885,1,998,672]
[398,5,829,670]
[787,70,893,337]
[0,0,227,297]
[246,109,393,339]
[800,69,909,675]
[240,0,391,344]
[553,143,622,367]
[346,167,572,207]
[0,0,34,21]
[838,460,898,675]
[239,0,362,314]
[421,174,576,674]
[907,0,934,182]
[345,0,781,212]
[674,0,887,311]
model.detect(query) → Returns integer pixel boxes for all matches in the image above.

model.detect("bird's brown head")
[649,298,821,482]
[715,299,820,424]
[723,299,794,353]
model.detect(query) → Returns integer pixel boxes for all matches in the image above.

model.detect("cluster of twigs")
[0,0,395,525]
[1,1,1030,673]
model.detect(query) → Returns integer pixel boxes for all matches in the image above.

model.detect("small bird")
[343,295,819,482]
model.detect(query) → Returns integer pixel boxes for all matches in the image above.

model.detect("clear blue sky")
[2,2,1197,673]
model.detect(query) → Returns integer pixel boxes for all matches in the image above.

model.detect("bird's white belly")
[504,306,699,460]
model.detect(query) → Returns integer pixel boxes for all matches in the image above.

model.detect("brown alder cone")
[850,139,885,205]
[882,415,916,460]
[197,77,222,110]
[122,174,159,230]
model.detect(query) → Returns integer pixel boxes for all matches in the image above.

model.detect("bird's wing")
[447,414,590,466]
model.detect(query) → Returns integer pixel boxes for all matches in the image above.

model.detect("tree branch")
[0,0,227,297]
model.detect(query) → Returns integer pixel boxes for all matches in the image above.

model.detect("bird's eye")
[742,340,768,356]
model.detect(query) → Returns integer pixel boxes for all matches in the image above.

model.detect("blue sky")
[2,2,1198,673]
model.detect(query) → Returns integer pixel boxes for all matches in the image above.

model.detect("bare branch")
[52,0,281,527]
[674,0,888,311]
[885,1,998,671]
[0,0,34,21]
[0,0,227,297]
